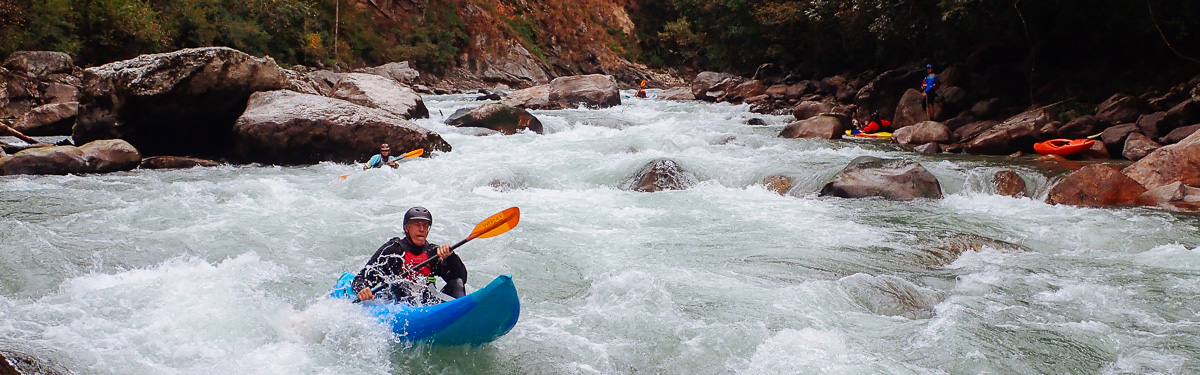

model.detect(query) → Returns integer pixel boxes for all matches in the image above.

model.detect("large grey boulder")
[0,139,139,175]
[331,73,429,119]
[891,121,950,145]
[12,102,76,136]
[74,47,286,157]
[548,74,620,109]
[819,157,944,200]
[778,114,848,139]
[691,71,743,102]
[964,106,1055,155]
[500,85,552,110]
[353,61,420,85]
[445,103,543,135]
[78,139,141,173]
[658,86,695,101]
[232,90,450,165]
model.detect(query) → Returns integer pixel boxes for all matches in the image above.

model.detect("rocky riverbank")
[2,47,1198,214]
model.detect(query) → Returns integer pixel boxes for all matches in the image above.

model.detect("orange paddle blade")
[402,148,424,158]
[337,174,350,180]
[466,207,520,241]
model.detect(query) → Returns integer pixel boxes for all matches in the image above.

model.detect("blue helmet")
[926,64,934,69]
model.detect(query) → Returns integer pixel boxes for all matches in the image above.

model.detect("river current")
[2,93,1199,374]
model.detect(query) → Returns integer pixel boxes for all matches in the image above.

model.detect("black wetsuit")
[352,236,468,304]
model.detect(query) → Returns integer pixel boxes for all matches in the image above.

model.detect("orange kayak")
[1033,138,1095,156]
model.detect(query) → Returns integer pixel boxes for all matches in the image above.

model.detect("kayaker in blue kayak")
[353,206,468,304]
[363,143,400,170]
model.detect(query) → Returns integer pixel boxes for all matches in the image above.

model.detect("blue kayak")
[331,272,520,345]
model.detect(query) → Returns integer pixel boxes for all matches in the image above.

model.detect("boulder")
[785,81,816,100]
[1095,93,1152,125]
[819,156,944,200]
[1047,164,1146,207]
[1159,124,1200,145]
[12,102,76,136]
[1122,132,1200,190]
[548,74,620,109]
[330,73,429,119]
[140,155,220,169]
[952,120,999,143]
[1135,111,1171,141]
[622,158,698,192]
[658,86,695,101]
[892,89,931,128]
[1136,182,1200,213]
[1077,139,1111,160]
[778,114,848,139]
[78,139,141,173]
[1122,132,1161,161]
[793,100,835,121]
[913,142,941,155]
[0,145,86,175]
[761,174,793,195]
[445,103,543,135]
[1057,115,1109,139]
[231,90,450,165]
[1100,123,1139,155]
[353,61,420,84]
[500,85,552,109]
[724,80,767,103]
[891,121,950,145]
[964,106,1054,155]
[765,84,789,99]
[855,66,926,123]
[74,47,287,157]
[752,63,788,85]
[472,41,552,87]
[993,170,1027,197]
[2,51,75,77]
[691,71,743,102]
[42,82,79,104]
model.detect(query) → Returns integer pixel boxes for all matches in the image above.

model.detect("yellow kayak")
[844,130,893,140]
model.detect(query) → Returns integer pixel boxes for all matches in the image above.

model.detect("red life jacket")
[403,251,433,278]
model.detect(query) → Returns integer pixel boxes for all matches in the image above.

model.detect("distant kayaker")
[861,111,891,133]
[920,64,940,119]
[635,79,648,98]
[363,143,400,170]
[353,206,468,304]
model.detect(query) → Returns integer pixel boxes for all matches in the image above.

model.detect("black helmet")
[404,206,433,225]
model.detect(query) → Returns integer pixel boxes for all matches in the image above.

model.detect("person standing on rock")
[353,206,468,305]
[364,143,400,170]
[921,64,940,119]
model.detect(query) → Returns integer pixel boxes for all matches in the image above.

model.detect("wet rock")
[819,156,944,200]
[74,47,287,157]
[658,86,695,101]
[445,103,543,135]
[964,106,1055,155]
[1122,132,1161,161]
[778,114,848,139]
[891,121,950,145]
[761,174,793,195]
[691,71,743,102]
[913,142,941,155]
[0,347,72,375]
[476,92,502,101]
[1159,124,1200,145]
[1122,131,1200,190]
[839,274,944,320]
[500,85,551,109]
[79,139,140,173]
[622,158,698,192]
[330,73,429,119]
[1136,182,1200,213]
[548,74,621,109]
[993,170,1027,197]
[1047,164,1146,207]
[930,233,1028,265]
[1095,93,1152,125]
[0,145,86,175]
[12,102,76,136]
[232,90,449,165]
[139,155,220,169]
[744,118,767,126]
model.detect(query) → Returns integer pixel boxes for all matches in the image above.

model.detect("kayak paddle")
[338,148,424,180]
[352,207,521,303]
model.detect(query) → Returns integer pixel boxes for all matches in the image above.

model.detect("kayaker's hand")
[357,287,375,301]
[436,244,452,260]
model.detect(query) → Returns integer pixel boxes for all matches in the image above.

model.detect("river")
[2,92,1199,374]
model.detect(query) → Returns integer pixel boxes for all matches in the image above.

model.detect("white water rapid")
[2,92,1199,374]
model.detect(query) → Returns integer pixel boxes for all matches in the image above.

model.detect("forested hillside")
[2,0,1197,98]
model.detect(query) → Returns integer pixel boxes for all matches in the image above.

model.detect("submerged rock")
[993,169,1028,197]
[445,103,543,135]
[0,139,139,175]
[139,155,220,169]
[622,158,698,192]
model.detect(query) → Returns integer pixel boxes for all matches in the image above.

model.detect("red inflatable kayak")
[1033,138,1095,156]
